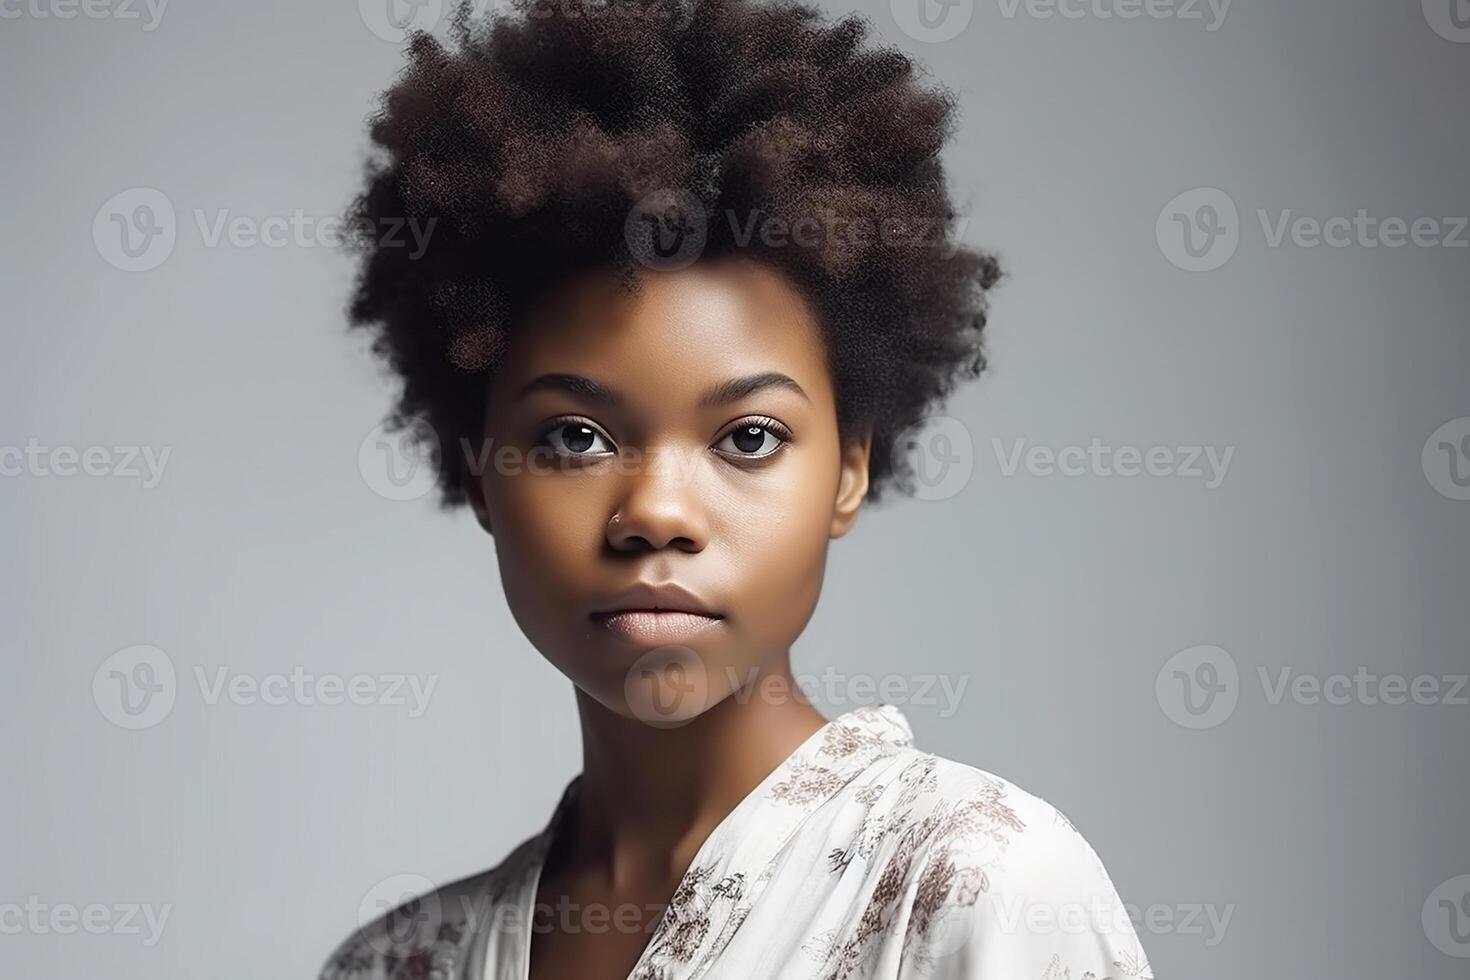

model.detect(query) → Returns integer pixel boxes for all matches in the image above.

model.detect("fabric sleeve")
[907,807,1155,980]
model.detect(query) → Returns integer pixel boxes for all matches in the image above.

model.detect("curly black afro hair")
[346,0,1002,508]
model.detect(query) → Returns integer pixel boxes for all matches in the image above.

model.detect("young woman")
[321,1,1152,978]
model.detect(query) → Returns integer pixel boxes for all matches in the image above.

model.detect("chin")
[567,643,740,730]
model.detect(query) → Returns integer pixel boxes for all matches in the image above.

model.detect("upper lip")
[589,582,723,618]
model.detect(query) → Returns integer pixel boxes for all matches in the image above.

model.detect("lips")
[591,609,723,645]
[588,581,725,646]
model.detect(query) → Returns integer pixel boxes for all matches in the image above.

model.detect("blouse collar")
[515,703,916,978]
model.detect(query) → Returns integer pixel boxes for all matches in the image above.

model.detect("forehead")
[496,258,832,405]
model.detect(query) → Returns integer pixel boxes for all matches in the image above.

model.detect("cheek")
[718,453,838,646]
[484,474,605,635]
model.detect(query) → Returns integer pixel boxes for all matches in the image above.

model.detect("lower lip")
[591,610,724,645]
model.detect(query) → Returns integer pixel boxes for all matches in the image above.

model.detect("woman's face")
[466,257,870,724]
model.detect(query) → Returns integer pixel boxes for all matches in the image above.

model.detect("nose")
[605,444,710,554]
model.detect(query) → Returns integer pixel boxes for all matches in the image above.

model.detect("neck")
[566,657,827,888]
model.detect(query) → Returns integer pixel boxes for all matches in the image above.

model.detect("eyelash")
[533,415,793,464]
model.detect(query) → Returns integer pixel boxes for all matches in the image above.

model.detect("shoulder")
[316,834,543,980]
[911,751,1114,886]
[875,750,1154,980]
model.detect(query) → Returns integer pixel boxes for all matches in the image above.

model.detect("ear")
[463,470,494,536]
[830,428,873,539]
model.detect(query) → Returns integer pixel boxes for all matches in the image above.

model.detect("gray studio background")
[3,1,1467,978]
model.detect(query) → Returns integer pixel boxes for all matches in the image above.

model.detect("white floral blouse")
[320,704,1153,980]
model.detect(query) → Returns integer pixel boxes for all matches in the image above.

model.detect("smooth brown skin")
[465,255,872,980]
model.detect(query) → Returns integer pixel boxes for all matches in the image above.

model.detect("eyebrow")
[515,371,810,408]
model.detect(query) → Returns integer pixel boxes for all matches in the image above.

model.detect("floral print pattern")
[318,704,1153,980]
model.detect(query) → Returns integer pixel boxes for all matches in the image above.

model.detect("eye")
[536,418,615,457]
[714,417,791,460]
